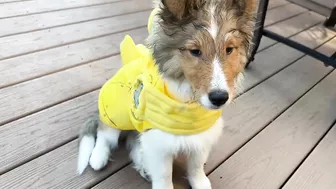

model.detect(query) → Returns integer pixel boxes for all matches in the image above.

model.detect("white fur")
[224,32,232,42]
[208,6,218,39]
[77,126,121,173]
[163,77,194,102]
[77,136,95,174]
[89,127,120,170]
[211,56,228,91]
[200,95,218,110]
[129,117,224,189]
[234,72,245,95]
[187,149,212,189]
[199,56,229,109]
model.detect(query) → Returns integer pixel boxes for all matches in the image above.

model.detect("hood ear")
[160,0,205,22]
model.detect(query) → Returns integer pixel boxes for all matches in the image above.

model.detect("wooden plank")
[0,55,122,126]
[267,11,323,36]
[288,0,332,17]
[268,0,290,9]
[208,38,336,189]
[0,27,147,89]
[283,123,336,189]
[0,0,124,18]
[0,140,131,189]
[0,10,150,60]
[92,22,336,189]
[93,162,188,189]
[0,91,99,174]
[94,165,194,189]
[93,166,151,189]
[264,3,307,26]
[257,11,324,51]
[312,0,335,9]
[0,0,152,37]
[257,37,277,52]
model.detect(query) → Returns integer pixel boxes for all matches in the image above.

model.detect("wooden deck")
[0,0,336,188]
[288,0,335,17]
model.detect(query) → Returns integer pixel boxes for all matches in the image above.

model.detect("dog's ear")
[160,0,205,22]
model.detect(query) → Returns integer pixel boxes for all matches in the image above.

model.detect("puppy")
[77,0,256,188]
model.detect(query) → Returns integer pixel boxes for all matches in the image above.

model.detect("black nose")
[208,90,229,106]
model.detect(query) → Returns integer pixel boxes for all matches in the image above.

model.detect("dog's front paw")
[89,146,110,171]
[189,175,212,189]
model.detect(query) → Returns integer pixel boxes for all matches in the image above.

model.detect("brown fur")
[147,0,257,102]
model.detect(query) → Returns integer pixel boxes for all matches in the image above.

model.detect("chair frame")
[246,0,336,68]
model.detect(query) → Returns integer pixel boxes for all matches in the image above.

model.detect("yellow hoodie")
[98,9,222,135]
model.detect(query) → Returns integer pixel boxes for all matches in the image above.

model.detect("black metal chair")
[324,3,336,27]
[246,0,336,68]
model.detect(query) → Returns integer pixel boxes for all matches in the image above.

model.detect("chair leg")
[246,0,269,68]
[324,4,336,27]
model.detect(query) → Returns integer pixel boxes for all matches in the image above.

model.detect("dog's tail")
[77,113,99,175]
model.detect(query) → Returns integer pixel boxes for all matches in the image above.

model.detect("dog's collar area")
[130,75,222,135]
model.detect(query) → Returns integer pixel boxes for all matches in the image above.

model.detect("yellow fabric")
[147,8,159,33]
[98,9,222,135]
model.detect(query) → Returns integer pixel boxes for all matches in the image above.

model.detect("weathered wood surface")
[1,0,336,188]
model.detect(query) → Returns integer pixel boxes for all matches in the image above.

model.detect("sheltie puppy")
[77,0,256,188]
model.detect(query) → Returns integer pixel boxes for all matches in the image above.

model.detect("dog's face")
[148,0,256,110]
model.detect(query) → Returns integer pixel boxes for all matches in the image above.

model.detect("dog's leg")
[187,149,212,189]
[145,149,173,189]
[89,122,120,171]
[141,132,174,189]
[126,132,150,181]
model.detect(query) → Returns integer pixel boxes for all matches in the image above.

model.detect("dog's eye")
[226,47,234,55]
[189,49,202,57]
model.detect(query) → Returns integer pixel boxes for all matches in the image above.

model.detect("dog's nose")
[208,90,229,107]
